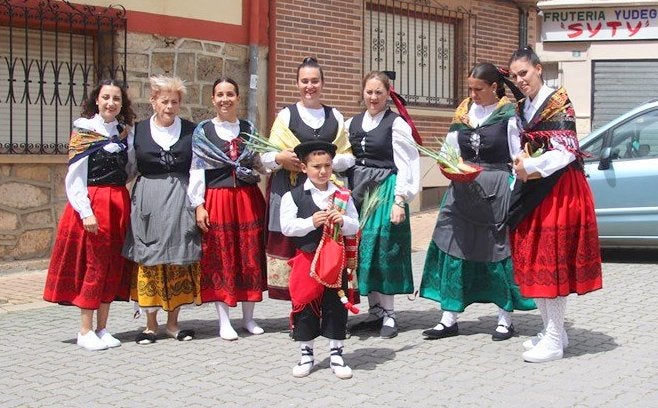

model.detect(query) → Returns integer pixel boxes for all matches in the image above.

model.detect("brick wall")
[474,0,522,68]
[272,0,534,151]
[272,0,364,119]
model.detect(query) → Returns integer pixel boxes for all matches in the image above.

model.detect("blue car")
[580,100,658,249]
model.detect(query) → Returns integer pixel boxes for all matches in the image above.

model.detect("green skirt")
[419,240,535,312]
[357,174,414,295]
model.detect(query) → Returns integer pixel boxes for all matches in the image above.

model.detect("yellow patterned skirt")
[130,263,202,311]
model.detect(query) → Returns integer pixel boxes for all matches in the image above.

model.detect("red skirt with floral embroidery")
[43,185,132,309]
[510,167,603,298]
[199,185,267,306]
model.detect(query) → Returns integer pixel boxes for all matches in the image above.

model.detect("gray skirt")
[122,173,201,266]
[432,163,513,263]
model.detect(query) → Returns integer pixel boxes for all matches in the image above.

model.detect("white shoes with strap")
[292,346,315,378]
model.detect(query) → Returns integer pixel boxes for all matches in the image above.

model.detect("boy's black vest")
[290,184,324,253]
[133,119,196,176]
[288,103,337,143]
[201,120,257,188]
[348,109,397,170]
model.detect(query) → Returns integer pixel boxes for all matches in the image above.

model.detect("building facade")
[0,0,535,260]
[536,0,658,134]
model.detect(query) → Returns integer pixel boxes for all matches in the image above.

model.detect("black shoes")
[379,319,398,339]
[422,323,459,340]
[491,324,515,341]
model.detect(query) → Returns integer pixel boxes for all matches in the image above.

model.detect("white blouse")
[345,110,420,202]
[187,118,241,208]
[65,114,133,219]
[520,84,576,177]
[444,101,521,160]
[261,102,355,172]
[148,114,181,151]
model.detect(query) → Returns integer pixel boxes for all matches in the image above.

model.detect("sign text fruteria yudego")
[541,7,658,41]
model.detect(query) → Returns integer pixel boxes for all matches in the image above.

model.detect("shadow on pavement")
[602,248,658,263]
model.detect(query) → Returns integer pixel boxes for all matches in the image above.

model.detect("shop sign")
[541,7,658,41]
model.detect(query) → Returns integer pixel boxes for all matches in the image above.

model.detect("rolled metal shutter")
[592,60,658,130]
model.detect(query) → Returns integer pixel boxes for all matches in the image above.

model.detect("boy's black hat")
[294,140,337,159]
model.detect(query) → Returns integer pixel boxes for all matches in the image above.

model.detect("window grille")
[0,0,127,154]
[364,0,475,108]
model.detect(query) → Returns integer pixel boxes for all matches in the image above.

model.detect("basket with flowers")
[413,138,482,183]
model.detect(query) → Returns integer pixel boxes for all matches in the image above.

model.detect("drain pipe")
[518,6,528,47]
[247,0,261,126]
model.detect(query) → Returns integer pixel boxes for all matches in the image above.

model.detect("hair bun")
[302,56,318,64]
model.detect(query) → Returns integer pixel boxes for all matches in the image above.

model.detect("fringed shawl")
[517,87,584,160]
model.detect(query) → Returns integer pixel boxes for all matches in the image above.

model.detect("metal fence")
[363,0,475,108]
[0,0,127,154]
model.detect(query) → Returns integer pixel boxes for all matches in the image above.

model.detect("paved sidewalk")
[1,210,658,407]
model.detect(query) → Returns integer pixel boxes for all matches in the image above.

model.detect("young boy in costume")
[279,140,359,379]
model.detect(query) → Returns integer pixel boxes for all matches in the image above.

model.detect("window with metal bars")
[0,0,127,154]
[363,0,475,108]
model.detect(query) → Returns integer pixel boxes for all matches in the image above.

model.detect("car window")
[609,108,658,160]
[582,133,605,161]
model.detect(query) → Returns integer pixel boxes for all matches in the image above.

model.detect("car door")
[581,106,658,247]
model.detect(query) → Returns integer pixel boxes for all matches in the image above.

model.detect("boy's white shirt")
[279,178,359,238]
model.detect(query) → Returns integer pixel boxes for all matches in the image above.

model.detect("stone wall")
[0,160,68,261]
[120,32,258,126]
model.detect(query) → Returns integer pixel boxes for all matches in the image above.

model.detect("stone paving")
[1,210,657,407]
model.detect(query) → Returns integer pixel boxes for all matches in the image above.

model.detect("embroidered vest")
[457,120,511,164]
[87,147,128,186]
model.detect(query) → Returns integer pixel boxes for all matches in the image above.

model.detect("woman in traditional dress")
[44,79,135,351]
[508,46,602,362]
[418,63,535,341]
[122,75,202,344]
[261,57,353,301]
[345,71,420,339]
[188,77,267,340]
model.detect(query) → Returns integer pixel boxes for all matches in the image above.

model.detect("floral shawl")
[68,125,128,164]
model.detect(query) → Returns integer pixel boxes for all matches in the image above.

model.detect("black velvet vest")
[348,109,397,170]
[290,184,323,253]
[134,119,195,176]
[288,104,338,143]
[457,120,511,164]
[203,120,257,188]
[87,147,128,186]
